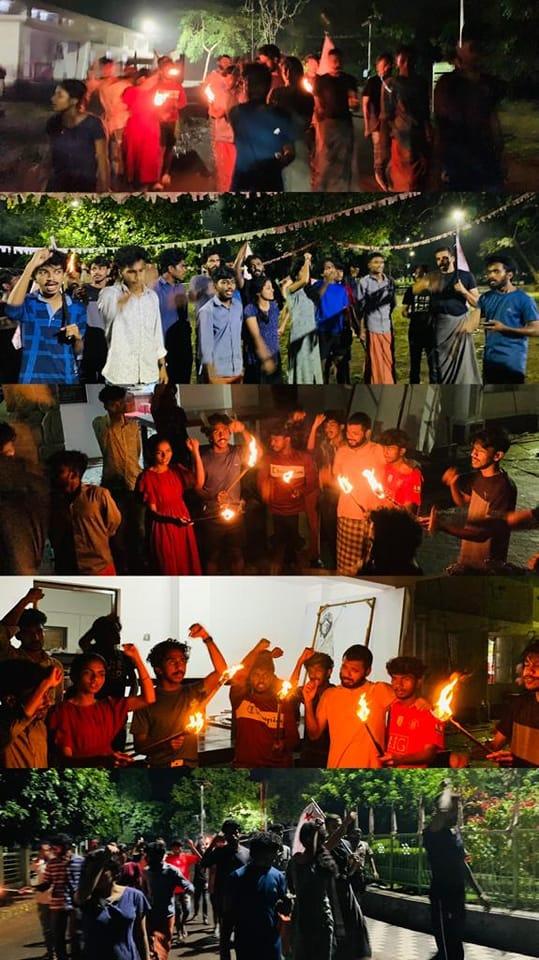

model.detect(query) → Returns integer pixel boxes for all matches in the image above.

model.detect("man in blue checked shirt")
[6,248,86,384]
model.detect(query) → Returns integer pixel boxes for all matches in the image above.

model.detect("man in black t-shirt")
[425,426,517,572]
[402,264,435,383]
[428,245,480,383]
[361,52,392,190]
[423,792,490,960]
[75,256,112,382]
[488,640,539,767]
[314,48,358,191]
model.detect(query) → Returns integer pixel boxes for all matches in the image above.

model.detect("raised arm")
[1,587,45,639]
[122,645,156,711]
[188,623,228,694]
[7,250,53,307]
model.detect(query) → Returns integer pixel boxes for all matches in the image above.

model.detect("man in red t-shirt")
[381,656,444,767]
[257,422,318,572]
[229,645,299,767]
[378,428,423,512]
[165,839,198,942]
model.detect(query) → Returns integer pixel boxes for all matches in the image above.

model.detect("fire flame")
[278,680,293,700]
[186,711,205,735]
[362,468,385,499]
[303,78,313,94]
[220,507,236,522]
[154,91,169,106]
[357,692,370,723]
[66,252,78,276]
[222,663,244,682]
[204,84,215,103]
[433,673,461,722]
[168,67,180,76]
[247,435,259,469]
[282,470,294,484]
[337,474,354,494]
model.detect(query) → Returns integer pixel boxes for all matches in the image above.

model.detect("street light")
[451,208,465,226]
[141,17,158,36]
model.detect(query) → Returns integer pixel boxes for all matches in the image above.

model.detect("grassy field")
[242,290,539,385]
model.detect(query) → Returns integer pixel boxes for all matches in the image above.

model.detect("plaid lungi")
[336,516,372,576]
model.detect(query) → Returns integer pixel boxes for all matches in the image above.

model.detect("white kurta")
[99,284,166,385]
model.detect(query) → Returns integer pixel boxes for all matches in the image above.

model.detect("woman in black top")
[47,79,110,192]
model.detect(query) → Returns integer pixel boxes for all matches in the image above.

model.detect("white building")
[0,0,150,83]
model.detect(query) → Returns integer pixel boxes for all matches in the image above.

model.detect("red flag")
[317,34,336,75]
[292,799,325,853]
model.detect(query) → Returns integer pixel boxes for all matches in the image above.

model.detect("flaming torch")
[433,674,491,754]
[276,679,294,741]
[154,91,169,106]
[361,468,400,507]
[186,711,205,735]
[337,475,366,513]
[357,692,384,756]
[222,434,259,496]
[302,77,314,94]
[220,507,237,522]
[282,470,295,484]
[66,251,80,280]
[204,84,216,104]
[132,662,245,756]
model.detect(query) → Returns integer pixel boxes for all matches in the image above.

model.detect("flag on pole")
[293,799,325,853]
[418,796,425,833]
[317,33,336,75]
[455,229,470,273]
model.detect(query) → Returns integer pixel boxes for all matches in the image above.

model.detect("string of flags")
[0,193,533,257]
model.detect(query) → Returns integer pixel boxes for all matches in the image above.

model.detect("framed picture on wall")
[44,625,68,652]
[58,385,88,404]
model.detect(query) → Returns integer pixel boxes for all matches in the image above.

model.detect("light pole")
[361,17,373,75]
[200,783,206,838]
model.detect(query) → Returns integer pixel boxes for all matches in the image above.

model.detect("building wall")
[0,20,22,82]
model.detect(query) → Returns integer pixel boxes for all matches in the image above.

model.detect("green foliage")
[0,770,121,843]
[176,7,253,64]
[168,769,265,835]
[0,197,212,253]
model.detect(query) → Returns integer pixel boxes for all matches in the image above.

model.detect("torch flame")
[247,435,259,469]
[220,507,236,522]
[278,680,293,700]
[433,673,461,722]
[204,84,215,103]
[168,67,180,76]
[337,474,354,494]
[66,252,78,276]
[222,663,244,682]
[303,78,313,94]
[154,91,169,106]
[357,692,370,723]
[186,711,205,735]
[362,468,385,499]
[282,470,294,484]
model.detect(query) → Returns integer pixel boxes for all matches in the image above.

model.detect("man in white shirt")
[99,245,167,386]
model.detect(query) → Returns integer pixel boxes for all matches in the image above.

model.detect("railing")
[0,848,29,889]
[368,829,538,911]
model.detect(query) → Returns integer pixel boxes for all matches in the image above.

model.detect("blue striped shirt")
[5,293,87,384]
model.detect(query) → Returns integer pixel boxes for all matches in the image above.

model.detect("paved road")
[0,908,536,960]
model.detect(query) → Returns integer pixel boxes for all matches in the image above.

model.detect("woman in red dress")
[122,70,162,188]
[137,434,203,575]
[48,644,155,765]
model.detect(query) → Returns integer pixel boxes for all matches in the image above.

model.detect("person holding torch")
[131,624,227,768]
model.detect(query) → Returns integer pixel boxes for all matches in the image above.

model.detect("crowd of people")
[1,243,537,387]
[2,388,535,577]
[26,789,494,960]
[1,589,537,770]
[32,35,508,193]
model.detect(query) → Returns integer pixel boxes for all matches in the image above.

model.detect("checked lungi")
[336,516,371,576]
